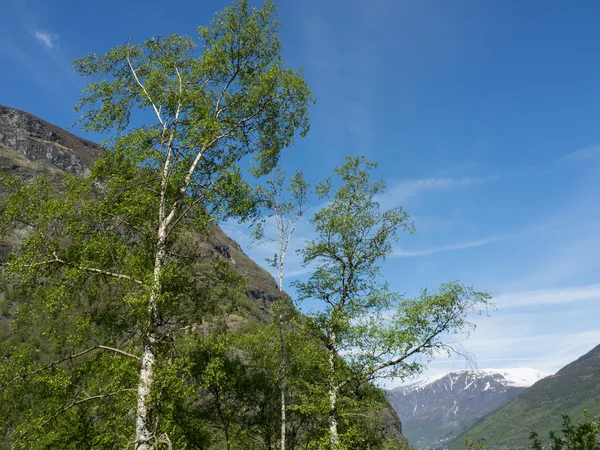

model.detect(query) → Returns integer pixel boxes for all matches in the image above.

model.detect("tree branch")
[125,55,164,128]
[10,388,137,447]
[26,252,144,286]
[1,345,141,392]
[335,321,454,390]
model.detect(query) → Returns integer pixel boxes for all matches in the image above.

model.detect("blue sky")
[2,0,600,386]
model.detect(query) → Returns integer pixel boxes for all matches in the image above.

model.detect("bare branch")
[25,252,144,286]
[125,55,164,128]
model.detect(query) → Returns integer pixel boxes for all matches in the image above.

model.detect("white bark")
[128,56,181,448]
[328,340,339,450]
[279,322,286,450]
[134,238,165,450]
[277,239,287,450]
[135,339,156,450]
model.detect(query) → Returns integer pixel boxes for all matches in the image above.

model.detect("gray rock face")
[0,104,283,308]
[0,105,102,175]
[387,371,530,449]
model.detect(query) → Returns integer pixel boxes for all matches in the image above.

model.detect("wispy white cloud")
[495,283,600,309]
[392,237,496,257]
[563,144,600,163]
[34,30,58,49]
[379,176,488,207]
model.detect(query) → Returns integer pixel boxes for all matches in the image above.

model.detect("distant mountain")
[387,368,551,449]
[451,344,600,449]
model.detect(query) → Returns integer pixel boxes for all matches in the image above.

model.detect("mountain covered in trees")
[0,104,285,309]
[451,344,600,448]
[0,104,408,449]
[387,368,551,449]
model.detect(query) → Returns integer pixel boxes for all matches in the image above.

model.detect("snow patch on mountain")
[387,368,553,449]
[401,367,552,391]
[476,368,552,387]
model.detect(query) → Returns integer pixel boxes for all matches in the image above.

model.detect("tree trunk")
[277,255,287,450]
[134,229,167,449]
[135,338,156,449]
[279,322,286,450]
[328,339,339,450]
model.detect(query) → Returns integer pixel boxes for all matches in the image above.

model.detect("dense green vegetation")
[530,412,600,450]
[0,1,491,449]
[464,411,600,450]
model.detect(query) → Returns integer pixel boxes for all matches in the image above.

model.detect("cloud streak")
[379,176,488,208]
[392,237,496,257]
[495,283,600,309]
[34,30,58,49]
[563,144,600,163]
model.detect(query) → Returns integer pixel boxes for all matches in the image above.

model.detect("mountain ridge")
[388,368,551,449]
[0,103,284,307]
[450,343,600,448]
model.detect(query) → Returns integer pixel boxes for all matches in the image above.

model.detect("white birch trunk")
[329,386,339,450]
[278,255,287,450]
[279,322,286,450]
[135,340,156,449]
[328,335,339,450]
[134,222,168,449]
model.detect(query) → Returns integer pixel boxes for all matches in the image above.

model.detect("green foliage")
[530,412,600,450]
[74,0,313,188]
[253,165,311,281]
[451,345,600,448]
[294,156,491,382]
[0,0,313,448]
[294,156,491,448]
[465,439,488,450]
[460,412,600,450]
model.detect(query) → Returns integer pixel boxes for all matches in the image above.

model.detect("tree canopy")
[0,1,313,448]
[294,156,492,449]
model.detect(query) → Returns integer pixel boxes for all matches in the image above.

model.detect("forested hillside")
[451,344,600,448]
[0,104,409,448]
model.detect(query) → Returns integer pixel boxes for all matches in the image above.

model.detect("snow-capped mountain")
[453,344,600,448]
[386,368,552,449]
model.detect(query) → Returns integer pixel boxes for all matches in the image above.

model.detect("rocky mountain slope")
[388,368,550,449]
[0,104,408,446]
[451,344,600,448]
[0,104,283,307]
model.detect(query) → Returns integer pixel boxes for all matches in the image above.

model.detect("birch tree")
[294,156,492,450]
[255,166,310,450]
[0,1,312,448]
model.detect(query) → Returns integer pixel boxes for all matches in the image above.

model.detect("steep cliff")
[0,104,282,310]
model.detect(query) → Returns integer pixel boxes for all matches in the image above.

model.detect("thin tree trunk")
[278,249,285,292]
[328,386,339,450]
[279,321,286,450]
[328,336,339,450]
[278,250,287,450]
[135,339,156,449]
[225,425,231,450]
[215,387,232,450]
